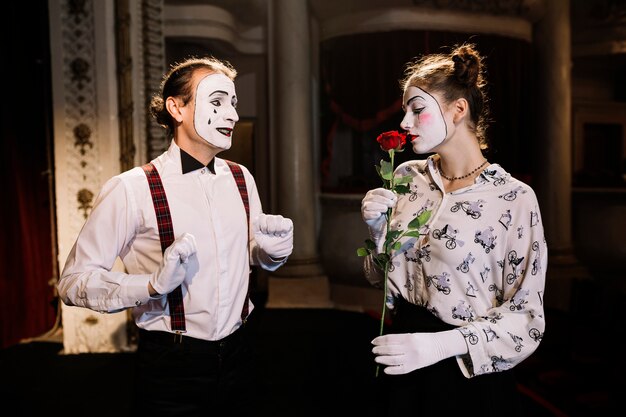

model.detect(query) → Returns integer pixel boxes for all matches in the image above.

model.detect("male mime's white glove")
[361,188,397,252]
[372,330,468,375]
[149,232,197,296]
[254,214,293,259]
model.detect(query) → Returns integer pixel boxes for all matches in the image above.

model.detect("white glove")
[254,214,293,259]
[372,330,468,375]
[149,232,197,295]
[361,188,397,248]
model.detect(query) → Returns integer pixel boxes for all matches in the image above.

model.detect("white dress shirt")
[58,140,285,341]
[364,156,548,378]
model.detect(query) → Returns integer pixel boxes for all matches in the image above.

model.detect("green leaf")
[404,230,423,238]
[394,184,410,194]
[392,241,402,250]
[417,209,432,225]
[380,159,393,180]
[373,253,389,270]
[376,253,390,263]
[357,247,370,257]
[408,209,432,229]
[407,216,421,229]
[365,239,376,250]
[387,230,402,239]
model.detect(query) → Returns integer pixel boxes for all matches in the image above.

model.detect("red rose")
[376,131,407,152]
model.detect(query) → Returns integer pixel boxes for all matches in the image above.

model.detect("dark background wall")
[0,0,58,348]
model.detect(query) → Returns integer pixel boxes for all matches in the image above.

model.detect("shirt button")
[135,300,142,306]
[201,168,206,174]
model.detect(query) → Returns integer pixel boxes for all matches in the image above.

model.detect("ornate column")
[266,0,332,308]
[50,0,165,352]
[50,0,128,352]
[534,0,588,311]
[142,0,167,160]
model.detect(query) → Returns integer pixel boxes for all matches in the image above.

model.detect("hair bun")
[452,46,480,86]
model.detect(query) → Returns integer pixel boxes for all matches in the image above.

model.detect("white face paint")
[400,86,448,154]
[194,73,239,150]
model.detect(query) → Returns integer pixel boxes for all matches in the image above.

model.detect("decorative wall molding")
[61,0,99,228]
[143,0,168,160]
[77,188,94,219]
[130,0,147,164]
[50,0,128,354]
[115,0,136,171]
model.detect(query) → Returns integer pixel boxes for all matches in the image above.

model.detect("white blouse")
[365,156,548,378]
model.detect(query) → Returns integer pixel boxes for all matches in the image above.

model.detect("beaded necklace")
[439,159,488,181]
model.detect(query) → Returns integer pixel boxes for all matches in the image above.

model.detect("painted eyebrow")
[209,90,229,97]
[406,95,426,107]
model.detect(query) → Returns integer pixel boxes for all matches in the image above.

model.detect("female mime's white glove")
[372,330,468,375]
[361,188,397,253]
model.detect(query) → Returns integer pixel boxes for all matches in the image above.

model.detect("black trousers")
[132,322,258,417]
[377,298,525,417]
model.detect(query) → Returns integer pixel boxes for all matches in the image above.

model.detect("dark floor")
[0,303,622,416]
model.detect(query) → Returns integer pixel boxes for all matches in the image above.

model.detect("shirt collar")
[180,148,215,174]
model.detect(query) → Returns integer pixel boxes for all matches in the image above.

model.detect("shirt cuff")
[121,274,153,307]
[261,253,288,271]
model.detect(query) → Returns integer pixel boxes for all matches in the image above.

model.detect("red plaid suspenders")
[223,160,252,320]
[142,160,251,333]
[142,163,186,332]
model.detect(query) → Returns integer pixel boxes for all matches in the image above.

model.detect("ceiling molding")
[319,6,533,42]
[163,4,265,54]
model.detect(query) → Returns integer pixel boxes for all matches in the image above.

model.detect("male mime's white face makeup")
[400,86,448,154]
[194,73,239,150]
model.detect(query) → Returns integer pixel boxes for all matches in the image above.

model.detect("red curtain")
[0,1,57,349]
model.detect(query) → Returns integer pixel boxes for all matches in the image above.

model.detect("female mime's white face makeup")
[400,86,448,154]
[194,73,239,150]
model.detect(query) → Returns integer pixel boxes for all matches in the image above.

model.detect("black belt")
[138,325,247,353]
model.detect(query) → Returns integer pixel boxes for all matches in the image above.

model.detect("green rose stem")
[376,211,391,378]
[376,149,395,378]
[357,132,431,378]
